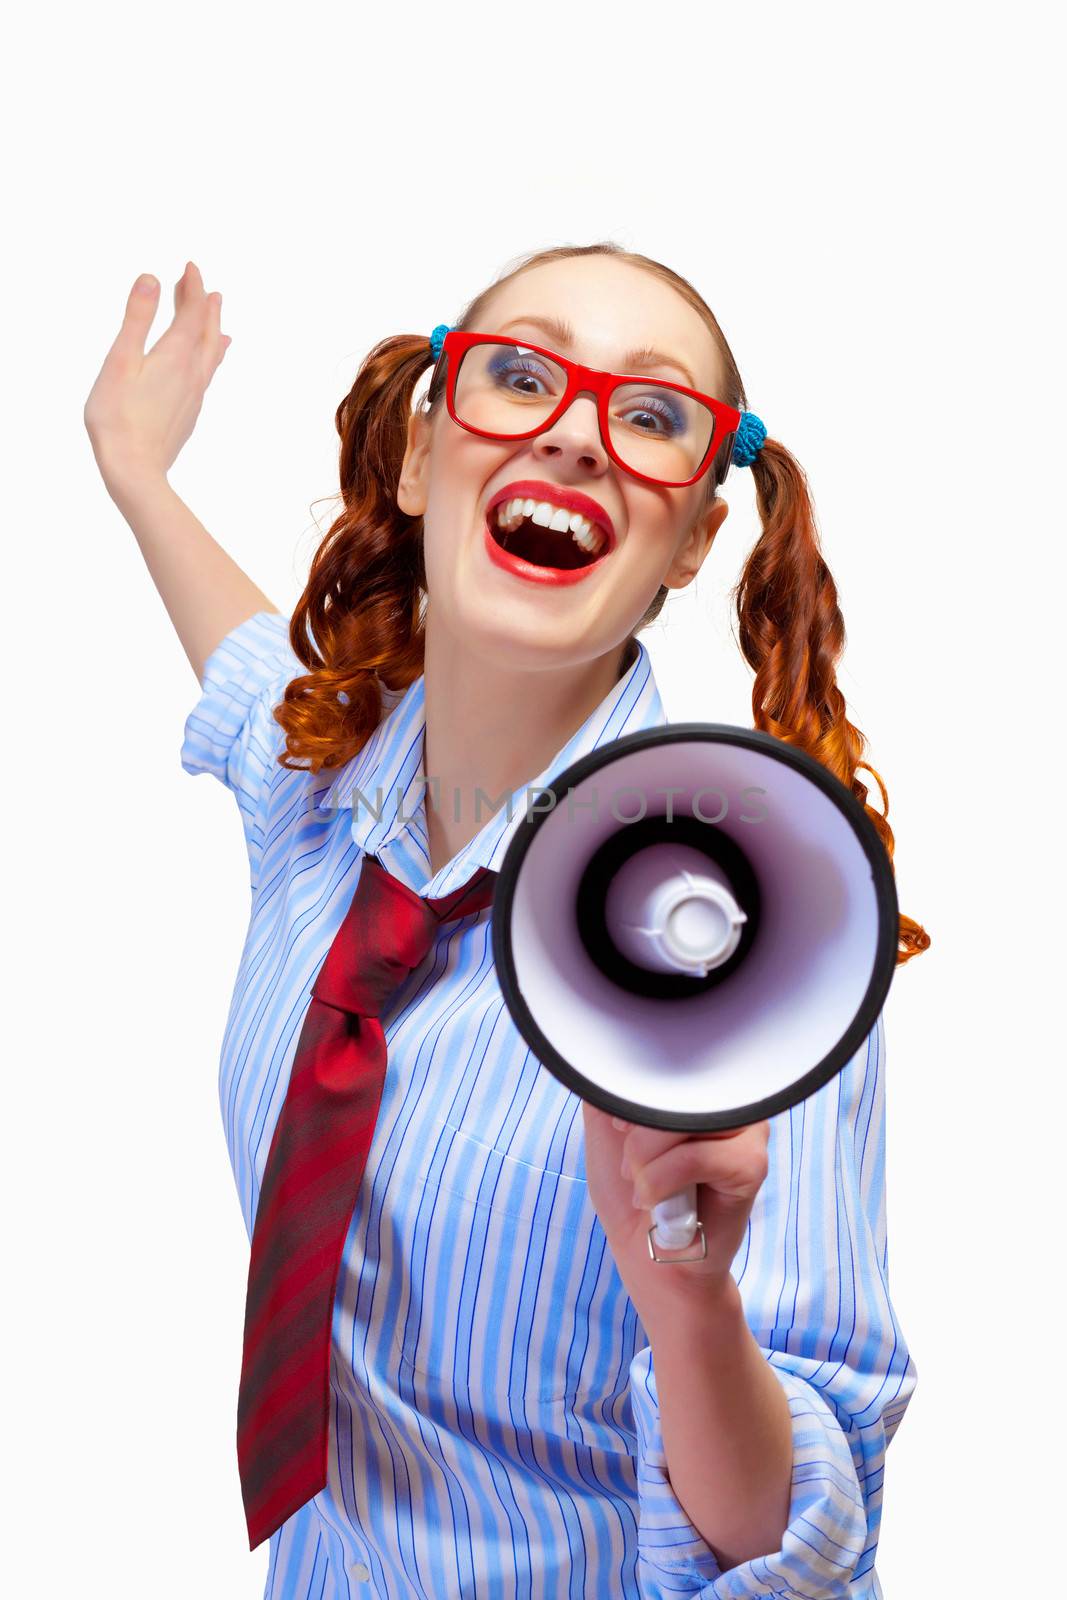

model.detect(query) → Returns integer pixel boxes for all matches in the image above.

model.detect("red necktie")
[236,851,498,1550]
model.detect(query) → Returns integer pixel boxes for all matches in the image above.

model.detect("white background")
[5,2,1062,1594]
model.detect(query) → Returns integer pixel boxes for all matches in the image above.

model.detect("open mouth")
[486,496,612,572]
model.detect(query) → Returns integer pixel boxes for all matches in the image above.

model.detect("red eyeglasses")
[436,330,740,490]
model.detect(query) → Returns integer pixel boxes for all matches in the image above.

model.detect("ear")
[396,407,432,518]
[663,497,729,591]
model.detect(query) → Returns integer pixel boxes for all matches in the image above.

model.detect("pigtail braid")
[733,438,930,963]
[273,334,435,775]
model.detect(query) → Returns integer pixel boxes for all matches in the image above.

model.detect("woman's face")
[397,255,730,673]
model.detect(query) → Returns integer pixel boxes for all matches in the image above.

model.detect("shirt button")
[347,1561,370,1581]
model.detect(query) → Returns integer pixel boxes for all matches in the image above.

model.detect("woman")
[84,242,927,1599]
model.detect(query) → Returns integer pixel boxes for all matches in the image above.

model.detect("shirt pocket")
[394,1115,638,1429]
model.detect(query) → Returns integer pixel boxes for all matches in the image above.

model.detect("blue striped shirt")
[181,609,916,1599]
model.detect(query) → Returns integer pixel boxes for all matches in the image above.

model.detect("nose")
[532,389,608,475]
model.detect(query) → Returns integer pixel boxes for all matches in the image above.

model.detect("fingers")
[172,259,209,340]
[110,273,160,363]
[622,1119,770,1203]
[158,261,230,376]
[631,1123,770,1210]
[202,288,225,363]
[617,1116,758,1167]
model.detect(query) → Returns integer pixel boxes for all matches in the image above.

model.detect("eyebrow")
[495,314,699,392]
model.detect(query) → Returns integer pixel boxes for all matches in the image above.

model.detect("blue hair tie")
[429,323,451,360]
[733,411,767,468]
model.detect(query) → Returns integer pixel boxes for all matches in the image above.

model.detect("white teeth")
[492,496,607,557]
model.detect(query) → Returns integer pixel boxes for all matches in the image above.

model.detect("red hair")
[273,242,929,964]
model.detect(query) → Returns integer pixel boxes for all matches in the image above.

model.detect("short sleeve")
[627,1012,917,1598]
[180,610,301,889]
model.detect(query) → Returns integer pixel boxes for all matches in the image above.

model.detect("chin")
[465,613,639,686]
[439,605,582,670]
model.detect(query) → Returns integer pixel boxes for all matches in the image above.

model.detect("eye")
[486,351,559,397]
[615,392,688,437]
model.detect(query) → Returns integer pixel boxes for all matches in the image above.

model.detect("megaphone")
[490,724,898,1262]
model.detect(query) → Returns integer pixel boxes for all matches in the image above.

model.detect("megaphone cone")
[490,724,898,1261]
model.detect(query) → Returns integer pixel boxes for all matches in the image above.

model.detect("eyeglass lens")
[453,342,716,484]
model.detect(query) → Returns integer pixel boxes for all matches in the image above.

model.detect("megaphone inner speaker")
[575,813,761,999]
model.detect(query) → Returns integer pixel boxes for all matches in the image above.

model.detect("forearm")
[104,467,279,683]
[647,1279,793,1573]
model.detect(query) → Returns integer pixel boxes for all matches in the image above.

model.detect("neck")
[421,614,635,877]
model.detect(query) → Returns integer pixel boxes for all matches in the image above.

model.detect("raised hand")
[84,260,231,488]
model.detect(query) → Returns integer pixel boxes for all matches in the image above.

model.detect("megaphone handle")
[648,1185,707,1262]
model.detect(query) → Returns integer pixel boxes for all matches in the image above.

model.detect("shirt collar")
[313,636,668,896]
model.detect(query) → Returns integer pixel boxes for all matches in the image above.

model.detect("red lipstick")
[483,520,606,586]
[485,480,616,547]
[483,479,616,586]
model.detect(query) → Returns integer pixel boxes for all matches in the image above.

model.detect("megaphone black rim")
[489,722,900,1132]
